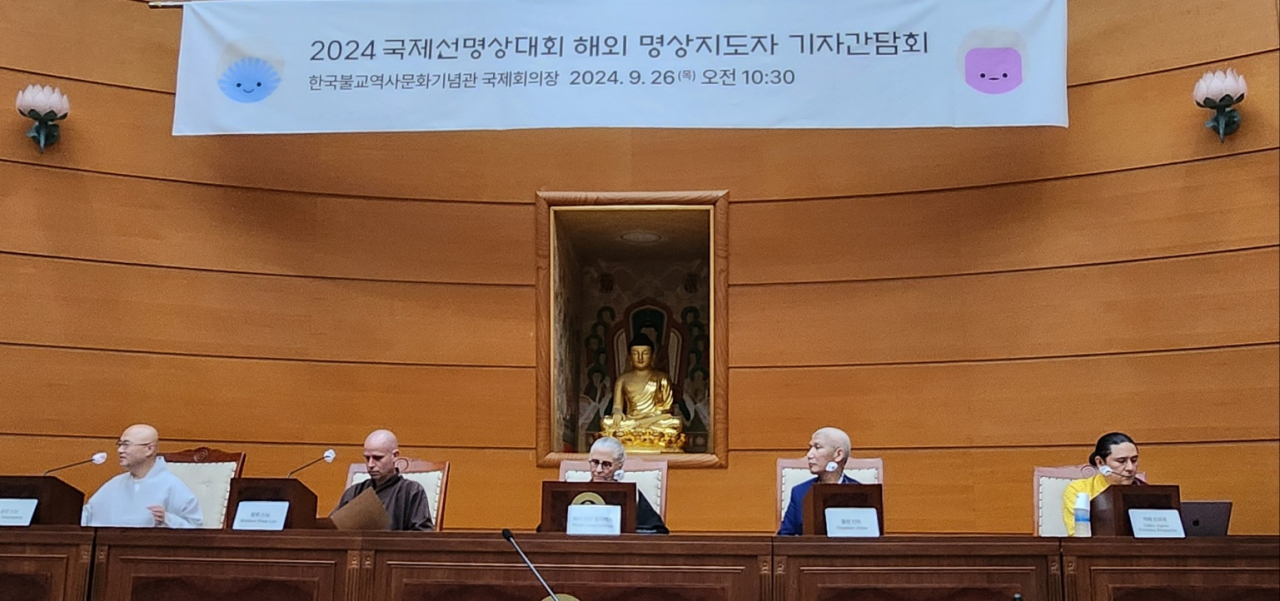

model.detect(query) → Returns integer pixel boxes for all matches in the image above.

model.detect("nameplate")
[566,504,621,536]
[232,501,290,531]
[1129,509,1186,538]
[0,499,38,527]
[824,507,881,538]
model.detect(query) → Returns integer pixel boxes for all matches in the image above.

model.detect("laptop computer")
[1180,501,1232,536]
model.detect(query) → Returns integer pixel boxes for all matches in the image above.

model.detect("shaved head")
[123,424,159,445]
[365,429,399,452]
[363,429,401,484]
[117,424,159,476]
[806,427,852,481]
[813,427,851,458]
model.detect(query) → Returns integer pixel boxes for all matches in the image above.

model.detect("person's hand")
[147,505,166,527]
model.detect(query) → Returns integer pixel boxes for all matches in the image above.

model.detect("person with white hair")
[82,424,202,528]
[333,429,433,531]
[587,436,668,534]
[777,427,857,536]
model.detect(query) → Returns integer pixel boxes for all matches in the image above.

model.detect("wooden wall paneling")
[729,150,1280,285]
[3,0,1276,92]
[0,0,1275,544]
[1066,0,1279,84]
[94,530,361,601]
[0,253,536,366]
[667,443,1280,535]
[774,537,1061,601]
[0,163,536,284]
[729,247,1280,367]
[1063,538,1280,601]
[0,0,181,92]
[0,61,635,202]
[880,443,1280,535]
[0,437,1273,534]
[0,344,536,448]
[0,435,557,530]
[1,54,1275,201]
[626,53,1279,201]
[368,534,771,601]
[728,345,1280,450]
[0,529,93,601]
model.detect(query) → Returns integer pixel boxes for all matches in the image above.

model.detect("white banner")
[174,0,1067,135]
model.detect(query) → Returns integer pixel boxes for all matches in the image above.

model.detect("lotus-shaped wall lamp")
[1193,69,1247,143]
[15,84,70,153]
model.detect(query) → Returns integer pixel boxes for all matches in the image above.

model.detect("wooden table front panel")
[366,533,773,601]
[91,529,366,601]
[774,536,1062,601]
[1062,537,1280,601]
[0,527,93,601]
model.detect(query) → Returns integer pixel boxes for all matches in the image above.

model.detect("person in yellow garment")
[1062,432,1145,535]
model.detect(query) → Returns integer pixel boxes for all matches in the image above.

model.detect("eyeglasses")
[588,459,615,470]
[115,441,151,449]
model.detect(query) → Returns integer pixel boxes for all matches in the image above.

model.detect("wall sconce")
[1193,68,1247,143]
[15,85,70,153]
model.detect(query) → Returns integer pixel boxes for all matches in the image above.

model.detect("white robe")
[82,457,203,528]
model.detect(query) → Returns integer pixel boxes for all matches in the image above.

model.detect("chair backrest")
[776,457,883,527]
[159,447,245,529]
[347,458,450,531]
[559,458,669,519]
[1033,464,1146,536]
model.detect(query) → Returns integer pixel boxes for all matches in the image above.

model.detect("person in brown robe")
[334,429,433,531]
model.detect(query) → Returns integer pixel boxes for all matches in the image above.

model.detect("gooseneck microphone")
[42,452,109,476]
[287,449,336,478]
[501,529,563,601]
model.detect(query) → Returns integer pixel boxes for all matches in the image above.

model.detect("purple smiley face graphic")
[965,47,1023,94]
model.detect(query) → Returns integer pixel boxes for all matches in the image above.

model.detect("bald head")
[123,424,159,445]
[806,426,852,480]
[365,429,399,451]
[117,424,159,476]
[363,429,401,484]
[813,427,851,458]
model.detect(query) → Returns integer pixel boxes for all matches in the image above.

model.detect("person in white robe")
[82,424,202,528]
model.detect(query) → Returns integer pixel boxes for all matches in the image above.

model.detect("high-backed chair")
[346,458,450,531]
[560,457,669,519]
[1033,464,1145,537]
[776,457,883,528]
[160,447,245,529]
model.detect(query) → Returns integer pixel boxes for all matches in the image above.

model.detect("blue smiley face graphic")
[217,57,281,103]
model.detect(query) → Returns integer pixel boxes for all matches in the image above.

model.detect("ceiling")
[554,207,711,261]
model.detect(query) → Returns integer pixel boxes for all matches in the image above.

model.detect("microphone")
[501,529,564,601]
[287,449,336,478]
[42,452,109,476]
[1098,465,1146,485]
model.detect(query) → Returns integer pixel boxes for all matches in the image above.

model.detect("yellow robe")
[1061,474,1109,536]
[603,371,680,435]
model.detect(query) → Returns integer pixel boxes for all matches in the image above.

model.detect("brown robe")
[335,471,433,531]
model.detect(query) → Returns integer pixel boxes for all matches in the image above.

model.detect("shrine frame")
[535,191,729,468]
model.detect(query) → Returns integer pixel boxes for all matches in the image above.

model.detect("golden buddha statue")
[600,334,686,453]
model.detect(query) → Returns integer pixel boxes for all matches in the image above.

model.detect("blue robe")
[777,474,857,536]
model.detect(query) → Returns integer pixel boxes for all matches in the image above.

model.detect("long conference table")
[1,528,1276,601]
